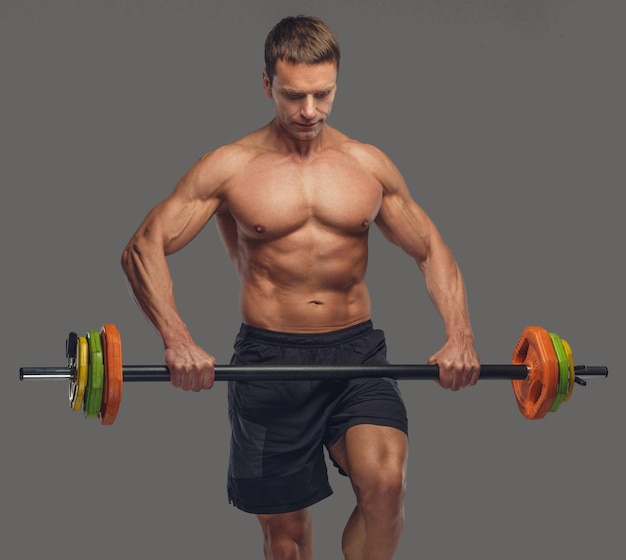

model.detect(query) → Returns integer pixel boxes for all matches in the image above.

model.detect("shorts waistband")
[237,320,374,347]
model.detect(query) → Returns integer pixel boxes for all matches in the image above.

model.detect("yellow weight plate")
[69,336,88,411]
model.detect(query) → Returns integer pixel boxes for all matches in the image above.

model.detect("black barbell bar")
[19,363,608,383]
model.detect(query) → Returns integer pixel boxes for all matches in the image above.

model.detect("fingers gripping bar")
[19,324,608,425]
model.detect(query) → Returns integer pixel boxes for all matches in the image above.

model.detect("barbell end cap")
[573,365,609,387]
[574,365,609,379]
[66,332,78,362]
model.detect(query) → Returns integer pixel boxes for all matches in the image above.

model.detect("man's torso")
[215,125,385,332]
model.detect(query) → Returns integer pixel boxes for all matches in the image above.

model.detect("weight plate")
[561,338,576,403]
[99,323,123,426]
[511,326,559,419]
[548,333,569,413]
[84,330,104,419]
[69,336,88,411]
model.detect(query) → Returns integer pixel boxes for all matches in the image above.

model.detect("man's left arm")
[370,147,480,390]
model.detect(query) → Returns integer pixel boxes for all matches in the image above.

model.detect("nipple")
[254,225,266,234]
[361,220,370,229]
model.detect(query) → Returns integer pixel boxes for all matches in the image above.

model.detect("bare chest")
[224,155,383,238]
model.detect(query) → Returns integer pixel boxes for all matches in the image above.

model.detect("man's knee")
[258,510,313,559]
[346,435,407,512]
[354,461,406,509]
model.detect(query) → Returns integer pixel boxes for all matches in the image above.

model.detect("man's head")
[264,16,340,86]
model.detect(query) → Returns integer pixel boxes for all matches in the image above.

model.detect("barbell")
[19,323,608,425]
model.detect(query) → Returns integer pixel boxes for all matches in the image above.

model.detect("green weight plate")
[84,330,104,419]
[548,332,569,413]
[554,333,570,403]
[561,338,576,403]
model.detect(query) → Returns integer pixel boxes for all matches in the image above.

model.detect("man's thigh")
[329,424,408,483]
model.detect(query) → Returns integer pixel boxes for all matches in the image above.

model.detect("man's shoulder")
[336,134,391,169]
[332,132,404,192]
[195,130,267,173]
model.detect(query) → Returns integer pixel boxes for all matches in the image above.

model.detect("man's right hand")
[165,342,216,392]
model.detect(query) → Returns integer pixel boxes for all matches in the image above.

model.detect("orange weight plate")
[99,323,123,426]
[511,326,559,420]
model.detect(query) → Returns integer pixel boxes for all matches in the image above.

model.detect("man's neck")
[269,119,332,158]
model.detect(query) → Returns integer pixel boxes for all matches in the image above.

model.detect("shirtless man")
[121,16,480,560]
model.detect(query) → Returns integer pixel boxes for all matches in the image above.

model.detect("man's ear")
[262,69,272,98]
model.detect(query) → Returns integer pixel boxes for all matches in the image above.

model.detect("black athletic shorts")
[226,320,408,515]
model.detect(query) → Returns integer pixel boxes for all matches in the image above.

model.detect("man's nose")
[300,96,316,119]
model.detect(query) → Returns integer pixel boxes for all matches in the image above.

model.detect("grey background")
[1,1,623,558]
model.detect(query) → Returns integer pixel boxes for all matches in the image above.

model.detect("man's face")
[264,59,338,141]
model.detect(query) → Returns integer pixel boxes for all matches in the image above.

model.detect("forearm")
[121,236,192,349]
[420,242,474,343]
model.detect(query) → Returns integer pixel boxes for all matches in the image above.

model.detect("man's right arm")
[120,150,230,391]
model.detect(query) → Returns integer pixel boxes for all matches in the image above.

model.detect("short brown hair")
[264,16,340,83]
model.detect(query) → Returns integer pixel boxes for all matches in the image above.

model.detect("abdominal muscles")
[238,226,372,332]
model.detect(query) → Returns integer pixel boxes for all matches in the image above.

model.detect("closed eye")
[282,90,332,100]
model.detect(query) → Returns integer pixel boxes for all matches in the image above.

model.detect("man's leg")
[330,424,408,560]
[257,509,314,560]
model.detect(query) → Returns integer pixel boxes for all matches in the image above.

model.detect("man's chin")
[291,124,322,139]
